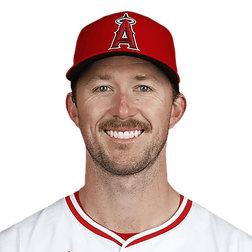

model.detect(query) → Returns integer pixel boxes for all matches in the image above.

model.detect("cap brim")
[66,51,179,92]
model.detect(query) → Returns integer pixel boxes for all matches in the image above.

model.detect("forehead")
[78,56,170,82]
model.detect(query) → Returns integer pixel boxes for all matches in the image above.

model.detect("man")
[0,11,251,251]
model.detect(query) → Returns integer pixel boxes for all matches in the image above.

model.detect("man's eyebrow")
[83,74,160,86]
[133,74,159,83]
[85,74,113,86]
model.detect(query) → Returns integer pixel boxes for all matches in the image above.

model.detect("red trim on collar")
[114,232,138,241]
[65,195,122,246]
[66,191,192,248]
[75,191,84,211]
[114,194,184,241]
[126,198,192,247]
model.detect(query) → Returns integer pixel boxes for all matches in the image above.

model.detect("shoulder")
[187,201,252,251]
[0,198,65,251]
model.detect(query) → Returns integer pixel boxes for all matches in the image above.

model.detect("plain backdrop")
[0,0,251,235]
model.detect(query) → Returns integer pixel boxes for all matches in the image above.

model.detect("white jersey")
[0,191,252,251]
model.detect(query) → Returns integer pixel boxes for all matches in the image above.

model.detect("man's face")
[72,56,176,176]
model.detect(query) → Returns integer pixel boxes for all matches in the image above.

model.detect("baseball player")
[0,11,251,251]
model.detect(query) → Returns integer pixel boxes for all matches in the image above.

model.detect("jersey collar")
[65,191,192,248]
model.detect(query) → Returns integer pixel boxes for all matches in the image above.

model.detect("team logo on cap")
[109,13,139,51]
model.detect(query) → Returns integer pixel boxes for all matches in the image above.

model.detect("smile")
[105,130,144,139]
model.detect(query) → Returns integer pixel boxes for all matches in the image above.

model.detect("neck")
[79,147,180,233]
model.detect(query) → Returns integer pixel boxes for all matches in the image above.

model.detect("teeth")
[106,130,143,139]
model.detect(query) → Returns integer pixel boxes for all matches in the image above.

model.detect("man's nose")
[109,92,137,119]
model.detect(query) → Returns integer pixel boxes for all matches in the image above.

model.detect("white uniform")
[0,191,252,251]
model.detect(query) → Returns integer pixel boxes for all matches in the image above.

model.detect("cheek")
[79,98,110,129]
[140,96,171,115]
[89,97,111,115]
[140,97,172,129]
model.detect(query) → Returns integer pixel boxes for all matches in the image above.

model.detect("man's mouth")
[104,129,144,139]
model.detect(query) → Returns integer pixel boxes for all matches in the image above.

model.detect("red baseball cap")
[66,11,180,87]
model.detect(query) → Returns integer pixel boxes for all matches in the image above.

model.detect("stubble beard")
[79,119,169,176]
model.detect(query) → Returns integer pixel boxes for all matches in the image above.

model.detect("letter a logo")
[109,13,139,51]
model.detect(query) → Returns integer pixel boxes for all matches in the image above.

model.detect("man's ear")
[169,93,187,129]
[66,92,80,128]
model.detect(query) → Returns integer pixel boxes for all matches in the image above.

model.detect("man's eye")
[96,86,110,92]
[138,86,151,92]
[94,85,151,92]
